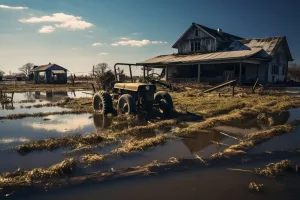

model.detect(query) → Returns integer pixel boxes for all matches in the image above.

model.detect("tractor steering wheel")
[147,73,161,81]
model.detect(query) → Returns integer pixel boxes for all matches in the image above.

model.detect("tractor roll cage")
[114,63,150,83]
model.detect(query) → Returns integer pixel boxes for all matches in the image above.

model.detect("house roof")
[32,63,67,72]
[139,36,293,65]
[172,23,243,48]
[138,48,263,65]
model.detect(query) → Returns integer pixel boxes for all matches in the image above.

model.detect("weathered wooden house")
[138,23,293,84]
[31,63,68,84]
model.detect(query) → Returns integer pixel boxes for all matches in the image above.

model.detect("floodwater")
[0,91,93,117]
[17,156,300,200]
[249,108,300,154]
[1,95,300,199]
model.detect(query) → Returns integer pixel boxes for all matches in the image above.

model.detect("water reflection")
[93,114,112,131]
[24,114,94,133]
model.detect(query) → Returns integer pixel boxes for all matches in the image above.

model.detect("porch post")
[165,65,168,81]
[256,64,259,79]
[239,61,242,86]
[197,64,201,83]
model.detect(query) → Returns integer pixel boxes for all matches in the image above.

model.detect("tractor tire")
[118,94,136,115]
[93,91,113,114]
[154,91,173,116]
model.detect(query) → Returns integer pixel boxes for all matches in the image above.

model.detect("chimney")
[217,28,222,35]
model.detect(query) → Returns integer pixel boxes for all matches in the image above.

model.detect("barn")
[138,23,293,85]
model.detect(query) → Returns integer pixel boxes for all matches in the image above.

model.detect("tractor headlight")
[145,86,150,91]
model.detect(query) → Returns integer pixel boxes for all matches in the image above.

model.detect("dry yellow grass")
[113,134,171,155]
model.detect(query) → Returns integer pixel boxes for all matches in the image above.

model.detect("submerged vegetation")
[0,158,76,183]
[255,159,299,177]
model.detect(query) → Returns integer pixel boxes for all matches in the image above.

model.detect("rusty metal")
[114,82,153,92]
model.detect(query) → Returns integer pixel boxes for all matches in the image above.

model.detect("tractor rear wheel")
[118,94,136,115]
[93,91,113,114]
[154,91,173,116]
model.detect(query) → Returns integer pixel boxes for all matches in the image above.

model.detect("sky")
[0,0,300,75]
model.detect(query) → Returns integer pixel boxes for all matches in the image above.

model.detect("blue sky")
[0,0,299,75]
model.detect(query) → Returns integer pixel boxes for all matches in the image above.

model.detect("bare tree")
[19,63,34,76]
[94,63,115,90]
[288,63,300,81]
[0,70,4,77]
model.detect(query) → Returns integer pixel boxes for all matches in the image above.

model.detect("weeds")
[116,119,178,136]
[112,134,171,155]
[248,182,264,192]
[0,158,76,183]
[255,160,298,177]
[17,132,116,154]
[80,153,108,165]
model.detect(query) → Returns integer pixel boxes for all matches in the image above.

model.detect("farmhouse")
[31,63,68,84]
[138,23,293,85]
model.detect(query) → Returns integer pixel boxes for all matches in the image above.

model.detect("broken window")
[272,65,279,75]
[191,43,194,52]
[195,42,201,51]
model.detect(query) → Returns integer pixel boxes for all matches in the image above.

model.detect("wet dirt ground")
[1,89,300,199]
[13,156,300,200]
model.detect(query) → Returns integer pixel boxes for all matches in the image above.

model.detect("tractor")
[92,63,173,116]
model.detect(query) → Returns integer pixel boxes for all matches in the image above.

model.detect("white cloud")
[19,13,93,33]
[152,41,168,44]
[98,52,108,55]
[92,42,103,46]
[120,37,130,40]
[0,5,28,10]
[38,25,55,34]
[84,35,93,38]
[132,32,142,36]
[111,39,150,47]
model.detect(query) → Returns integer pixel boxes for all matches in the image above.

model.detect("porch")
[148,60,268,85]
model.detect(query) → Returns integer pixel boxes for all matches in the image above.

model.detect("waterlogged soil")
[0,114,99,146]
[0,91,93,117]
[23,156,300,200]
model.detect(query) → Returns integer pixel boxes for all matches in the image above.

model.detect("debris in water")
[255,159,298,177]
[248,182,264,192]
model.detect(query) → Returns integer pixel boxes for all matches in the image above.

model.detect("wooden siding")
[268,44,288,83]
[177,26,217,54]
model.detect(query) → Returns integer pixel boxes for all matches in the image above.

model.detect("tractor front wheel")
[154,91,173,117]
[118,94,136,115]
[93,91,113,114]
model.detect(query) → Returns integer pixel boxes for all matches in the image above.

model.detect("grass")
[112,134,171,155]
[211,118,300,159]
[80,153,108,165]
[255,159,298,177]
[116,119,178,136]
[172,94,300,137]
[0,158,76,183]
[17,132,116,154]
[1,83,90,93]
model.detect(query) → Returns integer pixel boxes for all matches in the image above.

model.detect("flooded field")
[1,89,300,199]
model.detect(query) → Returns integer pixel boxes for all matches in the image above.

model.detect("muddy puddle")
[23,156,300,200]
[0,90,93,117]
[0,114,101,147]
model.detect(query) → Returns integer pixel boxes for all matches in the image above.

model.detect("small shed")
[31,63,68,84]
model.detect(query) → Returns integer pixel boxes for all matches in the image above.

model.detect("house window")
[195,42,201,51]
[195,30,198,37]
[272,65,279,75]
[191,43,194,52]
